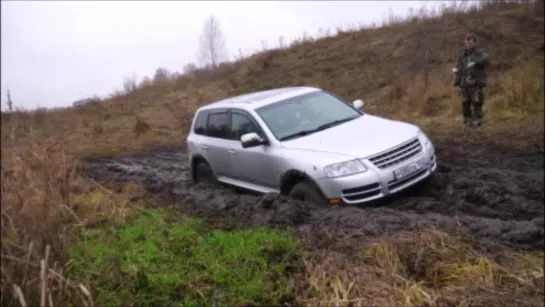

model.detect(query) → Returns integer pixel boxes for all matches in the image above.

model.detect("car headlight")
[418,130,434,155]
[418,130,431,146]
[324,159,367,178]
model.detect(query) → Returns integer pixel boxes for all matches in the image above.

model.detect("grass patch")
[297,229,544,307]
[362,230,544,307]
[66,208,302,306]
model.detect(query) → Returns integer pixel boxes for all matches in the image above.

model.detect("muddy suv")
[186,86,437,206]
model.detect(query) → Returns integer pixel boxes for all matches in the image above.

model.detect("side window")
[193,110,209,135]
[207,111,230,139]
[230,112,261,140]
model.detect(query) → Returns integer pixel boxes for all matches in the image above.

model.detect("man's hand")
[467,61,475,68]
[452,67,458,73]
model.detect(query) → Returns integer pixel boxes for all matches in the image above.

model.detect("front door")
[227,110,276,188]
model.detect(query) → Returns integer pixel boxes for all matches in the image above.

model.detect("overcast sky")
[1,0,452,110]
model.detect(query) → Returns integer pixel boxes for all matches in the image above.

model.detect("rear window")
[193,110,209,135]
[207,111,230,139]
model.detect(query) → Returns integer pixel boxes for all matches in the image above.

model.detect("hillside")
[3,1,544,156]
[2,2,544,306]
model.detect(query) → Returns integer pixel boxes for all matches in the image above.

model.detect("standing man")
[453,33,490,127]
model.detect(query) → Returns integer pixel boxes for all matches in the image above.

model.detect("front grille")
[341,183,381,202]
[368,138,422,169]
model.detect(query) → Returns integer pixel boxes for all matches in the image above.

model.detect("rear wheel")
[194,161,217,184]
[289,181,329,207]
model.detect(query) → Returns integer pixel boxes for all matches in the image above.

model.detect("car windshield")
[255,91,362,141]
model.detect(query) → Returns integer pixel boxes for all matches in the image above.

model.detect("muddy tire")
[289,181,329,207]
[194,162,217,184]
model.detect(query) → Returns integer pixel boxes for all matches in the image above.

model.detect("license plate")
[394,159,424,180]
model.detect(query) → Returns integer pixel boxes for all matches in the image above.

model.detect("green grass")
[66,208,302,306]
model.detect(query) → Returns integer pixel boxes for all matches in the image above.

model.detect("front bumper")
[316,151,437,205]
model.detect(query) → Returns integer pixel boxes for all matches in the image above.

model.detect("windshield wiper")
[279,129,317,141]
[279,115,359,141]
[314,115,359,131]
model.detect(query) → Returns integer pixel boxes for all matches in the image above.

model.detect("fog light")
[329,199,341,205]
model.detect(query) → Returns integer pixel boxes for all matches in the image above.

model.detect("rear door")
[187,109,210,162]
[203,109,233,178]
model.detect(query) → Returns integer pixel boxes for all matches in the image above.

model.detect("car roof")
[197,86,321,112]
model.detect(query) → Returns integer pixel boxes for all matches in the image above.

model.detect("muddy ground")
[82,141,544,251]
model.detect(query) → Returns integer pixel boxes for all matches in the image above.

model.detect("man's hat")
[465,33,477,42]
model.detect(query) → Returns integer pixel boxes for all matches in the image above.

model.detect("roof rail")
[213,99,252,105]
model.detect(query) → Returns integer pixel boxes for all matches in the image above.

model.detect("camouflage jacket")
[454,47,490,88]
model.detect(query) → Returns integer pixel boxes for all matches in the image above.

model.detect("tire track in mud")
[82,143,544,250]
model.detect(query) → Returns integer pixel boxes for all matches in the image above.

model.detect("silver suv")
[186,86,437,206]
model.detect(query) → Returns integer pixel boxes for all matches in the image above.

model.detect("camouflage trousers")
[459,86,484,124]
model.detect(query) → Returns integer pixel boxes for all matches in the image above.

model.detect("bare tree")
[6,88,13,111]
[183,63,197,78]
[140,76,153,88]
[123,73,138,93]
[153,67,170,84]
[278,36,285,48]
[197,15,228,68]
[235,48,246,61]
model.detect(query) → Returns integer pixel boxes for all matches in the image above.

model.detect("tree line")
[2,14,229,110]
[122,14,228,94]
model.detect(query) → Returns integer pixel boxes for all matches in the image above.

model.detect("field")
[2,1,544,306]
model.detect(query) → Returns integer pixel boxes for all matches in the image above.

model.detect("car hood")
[280,115,420,158]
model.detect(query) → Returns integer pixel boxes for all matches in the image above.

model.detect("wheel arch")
[190,154,209,181]
[279,169,326,197]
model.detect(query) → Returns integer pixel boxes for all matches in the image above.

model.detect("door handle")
[228,149,236,155]
[201,145,209,150]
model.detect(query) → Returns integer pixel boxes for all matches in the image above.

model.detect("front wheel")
[289,181,329,207]
[194,162,217,184]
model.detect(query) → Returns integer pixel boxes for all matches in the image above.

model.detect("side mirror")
[352,99,365,110]
[240,132,265,148]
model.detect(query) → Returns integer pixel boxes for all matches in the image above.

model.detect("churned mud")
[82,142,544,251]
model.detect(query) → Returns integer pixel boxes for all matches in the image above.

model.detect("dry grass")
[297,229,544,306]
[1,138,150,306]
[1,1,544,306]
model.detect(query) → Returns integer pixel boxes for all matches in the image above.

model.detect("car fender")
[279,169,326,196]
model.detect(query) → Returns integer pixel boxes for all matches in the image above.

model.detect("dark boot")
[463,117,473,127]
[473,118,482,127]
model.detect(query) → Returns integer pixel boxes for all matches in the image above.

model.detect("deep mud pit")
[82,142,545,251]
